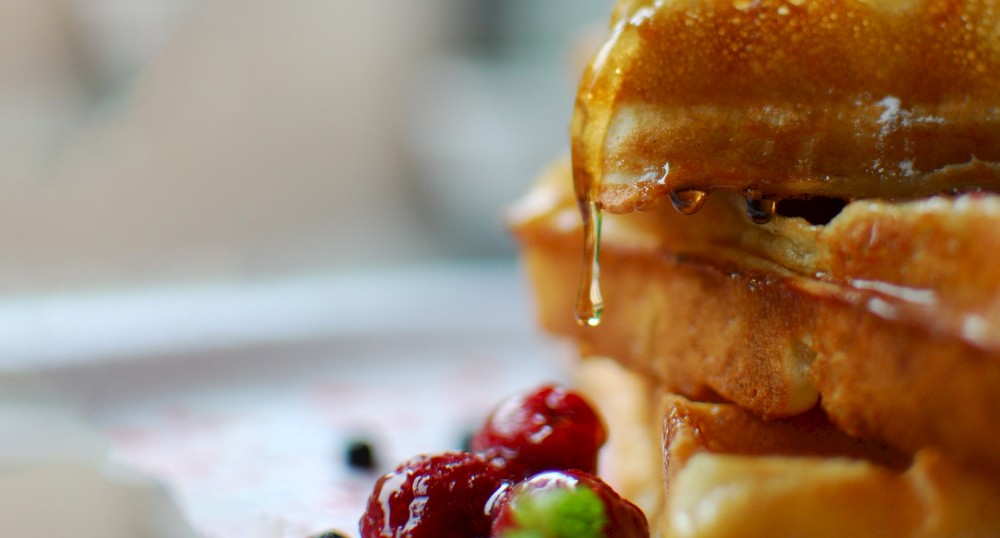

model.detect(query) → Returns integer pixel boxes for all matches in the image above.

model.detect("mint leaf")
[501,486,607,538]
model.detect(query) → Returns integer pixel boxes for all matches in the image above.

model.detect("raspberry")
[472,385,607,478]
[489,470,649,538]
[359,452,508,538]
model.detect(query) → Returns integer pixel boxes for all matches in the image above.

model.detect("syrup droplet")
[669,189,708,215]
[575,200,604,327]
[745,198,777,224]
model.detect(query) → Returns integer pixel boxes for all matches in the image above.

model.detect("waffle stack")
[511,0,1000,535]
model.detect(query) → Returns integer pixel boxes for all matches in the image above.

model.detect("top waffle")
[572,0,1000,213]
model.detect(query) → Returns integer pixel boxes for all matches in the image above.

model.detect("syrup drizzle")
[669,189,708,215]
[575,200,604,327]
[745,198,777,224]
[570,19,630,328]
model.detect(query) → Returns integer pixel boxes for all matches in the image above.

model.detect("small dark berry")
[308,531,349,538]
[359,452,509,538]
[472,385,607,478]
[346,439,376,471]
[459,429,475,452]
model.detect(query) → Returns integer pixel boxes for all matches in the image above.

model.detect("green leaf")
[500,486,608,538]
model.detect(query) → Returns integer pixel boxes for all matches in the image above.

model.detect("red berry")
[472,385,607,478]
[489,470,649,538]
[359,452,508,538]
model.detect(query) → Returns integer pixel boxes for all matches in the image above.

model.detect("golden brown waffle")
[661,394,1000,537]
[511,159,1000,481]
[575,357,1000,537]
[572,0,1000,214]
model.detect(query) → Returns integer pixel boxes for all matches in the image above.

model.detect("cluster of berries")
[359,385,649,537]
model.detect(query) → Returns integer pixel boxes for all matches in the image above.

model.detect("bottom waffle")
[574,357,1000,538]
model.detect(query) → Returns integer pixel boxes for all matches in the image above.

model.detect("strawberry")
[472,385,606,478]
[359,452,509,538]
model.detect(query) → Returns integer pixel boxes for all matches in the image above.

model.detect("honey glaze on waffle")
[570,0,1000,326]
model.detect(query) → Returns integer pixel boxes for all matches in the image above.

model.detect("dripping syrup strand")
[575,200,603,327]
[569,18,633,328]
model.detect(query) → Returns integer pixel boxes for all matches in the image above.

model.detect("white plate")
[3,262,565,537]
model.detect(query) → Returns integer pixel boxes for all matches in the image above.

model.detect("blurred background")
[0,1,613,535]
[0,0,608,293]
